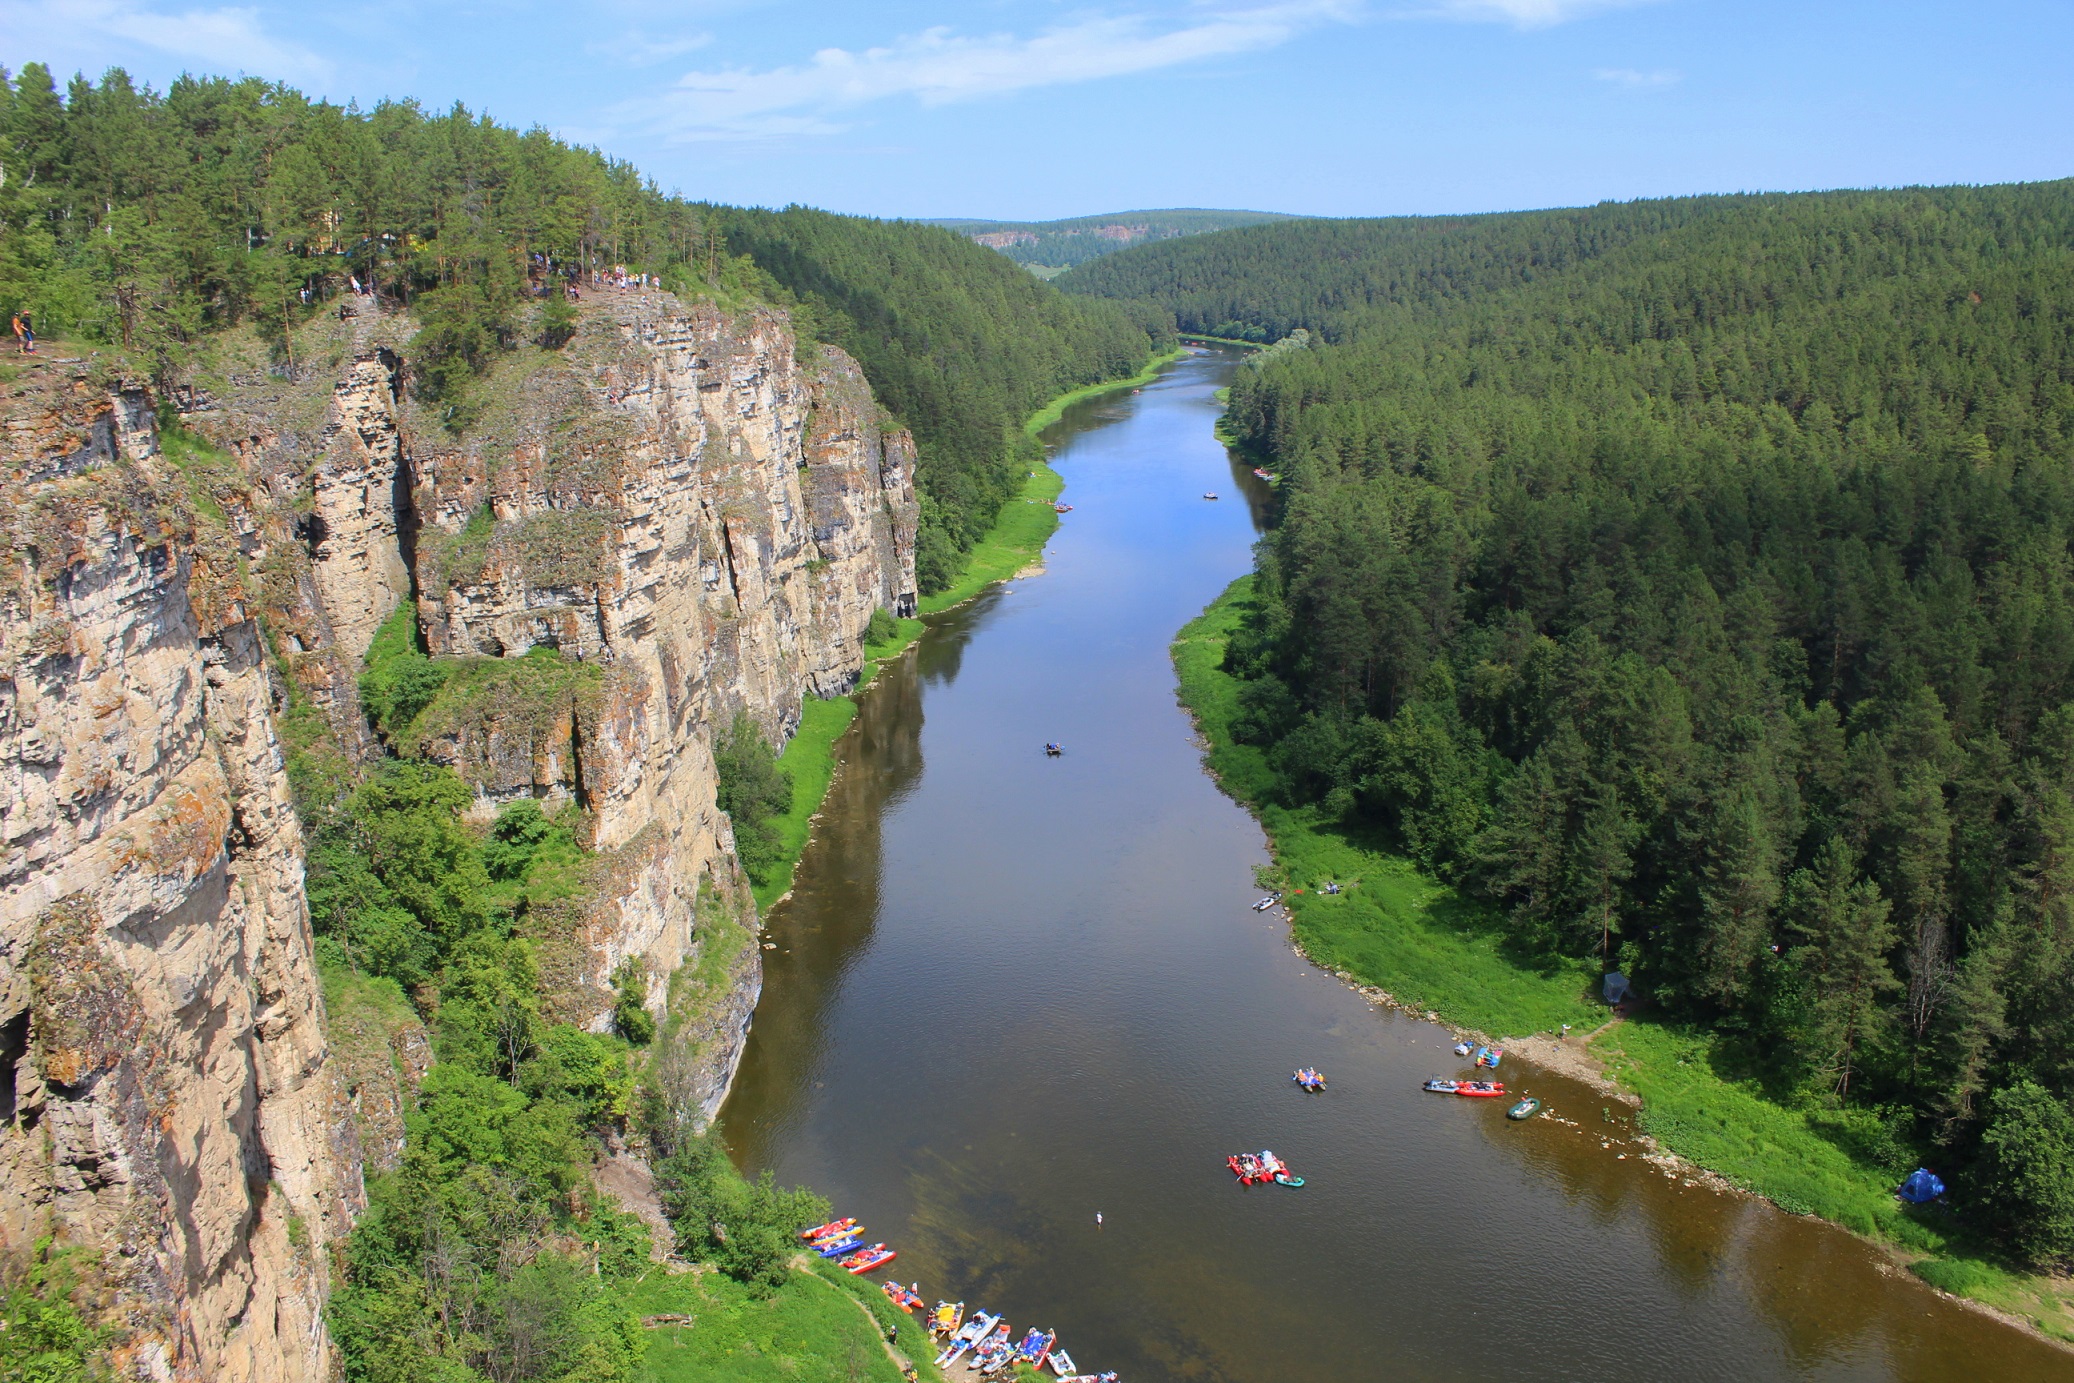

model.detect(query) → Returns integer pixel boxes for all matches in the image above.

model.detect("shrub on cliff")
[715,713,793,886]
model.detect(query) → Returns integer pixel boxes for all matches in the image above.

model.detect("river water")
[721,350,2071,1382]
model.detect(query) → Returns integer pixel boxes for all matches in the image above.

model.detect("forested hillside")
[1080,184,2074,1262]
[0,62,1165,590]
[715,207,1169,590]
[928,207,1299,274]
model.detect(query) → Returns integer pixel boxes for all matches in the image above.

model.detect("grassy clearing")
[753,696,861,911]
[916,462,1066,617]
[628,1263,942,1383]
[1175,575,2074,1338]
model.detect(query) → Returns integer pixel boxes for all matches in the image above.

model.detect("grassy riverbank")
[1173,576,2074,1342]
[750,347,1180,909]
[631,1261,944,1383]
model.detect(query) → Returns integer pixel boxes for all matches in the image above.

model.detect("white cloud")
[1420,0,1658,28]
[1,0,331,80]
[628,1,1363,142]
[1593,65,1680,87]
[591,29,715,69]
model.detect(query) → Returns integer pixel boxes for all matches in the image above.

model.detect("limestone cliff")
[0,361,356,1382]
[0,289,916,1377]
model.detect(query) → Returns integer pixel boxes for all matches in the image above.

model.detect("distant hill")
[925,209,1302,277]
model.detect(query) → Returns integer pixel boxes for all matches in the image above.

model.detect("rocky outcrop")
[403,296,916,1105]
[0,287,916,1378]
[305,348,413,665]
[0,360,356,1383]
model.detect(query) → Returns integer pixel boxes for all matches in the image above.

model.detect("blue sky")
[5,0,2069,220]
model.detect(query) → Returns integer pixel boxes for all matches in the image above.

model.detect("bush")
[714,713,793,885]
[611,958,655,1046]
[866,607,898,646]
[656,1129,830,1293]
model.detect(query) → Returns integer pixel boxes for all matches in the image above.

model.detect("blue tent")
[1900,1168,1946,1204]
[1603,972,1631,1005]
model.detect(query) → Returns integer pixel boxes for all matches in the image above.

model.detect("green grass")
[627,1264,942,1383]
[1170,576,2074,1328]
[752,696,861,910]
[915,463,1066,617]
[1019,345,1185,437]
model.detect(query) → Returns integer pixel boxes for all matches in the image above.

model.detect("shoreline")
[1171,575,2074,1353]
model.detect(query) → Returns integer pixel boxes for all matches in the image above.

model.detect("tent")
[1899,1168,1946,1204]
[1603,972,1631,1005]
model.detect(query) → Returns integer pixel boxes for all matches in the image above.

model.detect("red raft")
[1457,1080,1507,1098]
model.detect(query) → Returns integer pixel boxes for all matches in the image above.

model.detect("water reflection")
[721,651,924,1166]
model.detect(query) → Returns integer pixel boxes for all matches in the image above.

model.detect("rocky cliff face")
[0,362,357,1382]
[0,290,916,1377]
[399,295,916,1116]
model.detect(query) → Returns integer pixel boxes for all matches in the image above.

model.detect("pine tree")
[1780,836,1898,1096]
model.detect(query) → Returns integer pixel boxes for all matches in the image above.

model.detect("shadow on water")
[722,650,924,1168]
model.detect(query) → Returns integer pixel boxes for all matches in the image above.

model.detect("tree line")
[0,63,1167,590]
[1075,182,2074,1264]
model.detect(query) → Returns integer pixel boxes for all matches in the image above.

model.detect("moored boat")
[936,1312,997,1368]
[806,1221,862,1245]
[1507,1097,1542,1120]
[930,1301,965,1337]
[1457,1080,1506,1097]
[972,1323,1015,1373]
[1251,893,1282,912]
[799,1217,856,1241]
[839,1243,896,1274]
[1423,1078,1461,1093]
[813,1235,864,1257]
[1049,1347,1078,1376]
[1015,1328,1057,1369]
[882,1281,925,1313]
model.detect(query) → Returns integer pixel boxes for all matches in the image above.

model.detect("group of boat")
[1291,1067,1326,1092]
[929,1302,1117,1381]
[801,1217,1119,1379]
[1422,1075,1543,1120]
[1226,1149,1304,1187]
[797,1218,897,1274]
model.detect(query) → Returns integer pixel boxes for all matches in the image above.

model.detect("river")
[720,349,2071,1382]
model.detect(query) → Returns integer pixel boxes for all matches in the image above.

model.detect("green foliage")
[360,605,451,740]
[612,958,656,1047]
[714,713,793,887]
[865,607,898,646]
[654,1130,830,1293]
[1978,1081,2074,1266]
[1099,183,2074,1258]
[625,1265,926,1383]
[0,1242,99,1383]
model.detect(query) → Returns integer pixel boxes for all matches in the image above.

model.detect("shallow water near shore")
[720,350,2071,1382]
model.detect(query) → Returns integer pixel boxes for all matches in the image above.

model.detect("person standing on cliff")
[11,312,33,354]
